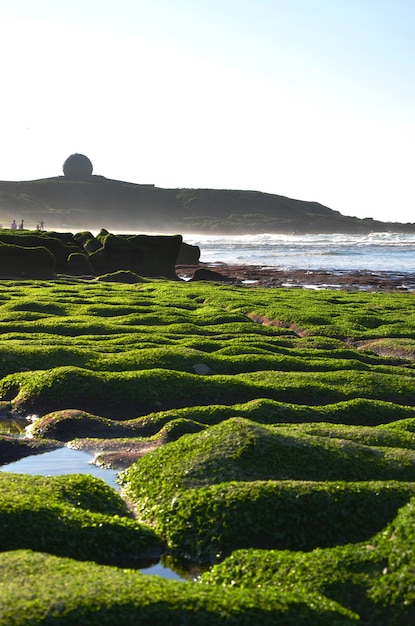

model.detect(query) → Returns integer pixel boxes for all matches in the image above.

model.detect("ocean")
[183,232,415,273]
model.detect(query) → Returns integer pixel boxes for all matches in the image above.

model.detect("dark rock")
[87,246,110,275]
[190,268,234,283]
[88,232,182,279]
[96,228,109,241]
[176,241,200,265]
[47,231,79,245]
[89,233,134,274]
[0,233,80,273]
[0,230,184,280]
[73,231,102,253]
[101,232,133,256]
[66,252,95,276]
[0,243,56,278]
[128,234,183,279]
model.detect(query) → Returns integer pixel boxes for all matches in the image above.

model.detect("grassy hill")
[0,175,413,234]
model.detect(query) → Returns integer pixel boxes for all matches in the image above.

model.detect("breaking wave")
[183,232,415,272]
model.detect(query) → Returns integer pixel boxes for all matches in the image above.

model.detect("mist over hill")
[0,175,413,234]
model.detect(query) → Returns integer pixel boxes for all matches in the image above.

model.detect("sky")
[0,0,414,223]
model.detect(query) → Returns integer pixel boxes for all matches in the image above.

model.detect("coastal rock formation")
[176,241,201,265]
[122,416,415,560]
[190,267,234,283]
[2,279,415,621]
[0,473,163,565]
[0,231,80,273]
[88,230,183,279]
[0,229,194,280]
[66,251,95,275]
[0,243,56,278]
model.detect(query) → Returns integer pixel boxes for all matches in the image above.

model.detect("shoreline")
[177,263,415,291]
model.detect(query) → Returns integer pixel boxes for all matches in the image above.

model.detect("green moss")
[2,279,415,621]
[202,495,415,624]
[28,409,126,441]
[120,417,415,560]
[3,366,415,418]
[96,270,149,283]
[0,550,358,625]
[282,421,415,450]
[202,544,381,621]
[370,495,415,616]
[381,417,415,433]
[0,366,261,417]
[117,398,415,431]
[0,473,163,565]
[122,418,415,494]
[155,480,415,562]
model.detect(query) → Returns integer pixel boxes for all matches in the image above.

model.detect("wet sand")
[177,263,415,291]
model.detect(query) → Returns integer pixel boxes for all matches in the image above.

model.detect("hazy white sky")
[0,0,414,223]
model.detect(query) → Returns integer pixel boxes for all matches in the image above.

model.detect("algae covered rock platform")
[1,278,415,624]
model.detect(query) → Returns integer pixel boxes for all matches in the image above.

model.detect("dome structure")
[63,154,93,179]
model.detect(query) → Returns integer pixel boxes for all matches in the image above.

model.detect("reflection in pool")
[0,447,119,490]
[0,417,29,436]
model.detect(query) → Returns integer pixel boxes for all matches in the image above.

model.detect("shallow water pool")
[0,447,119,490]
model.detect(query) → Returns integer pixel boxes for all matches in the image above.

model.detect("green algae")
[1,279,415,621]
[120,417,415,560]
[202,494,415,624]
[3,366,415,418]
[0,473,163,565]
[1,335,408,380]
[153,479,415,562]
[30,400,415,443]
[0,550,357,625]
[121,418,415,496]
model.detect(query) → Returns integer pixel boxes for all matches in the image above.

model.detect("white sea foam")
[182,232,415,272]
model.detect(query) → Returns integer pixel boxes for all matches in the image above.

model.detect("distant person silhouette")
[18,220,24,230]
[11,220,17,230]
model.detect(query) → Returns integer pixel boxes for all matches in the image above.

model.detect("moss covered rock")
[203,495,415,624]
[0,435,59,464]
[0,550,356,625]
[0,243,56,278]
[1,278,415,621]
[120,417,415,560]
[0,472,163,565]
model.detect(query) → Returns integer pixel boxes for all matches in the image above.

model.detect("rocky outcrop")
[0,230,195,280]
[0,243,56,278]
[176,241,201,265]
[73,230,102,253]
[190,268,234,283]
[0,232,80,273]
[66,252,95,276]
[88,231,183,279]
